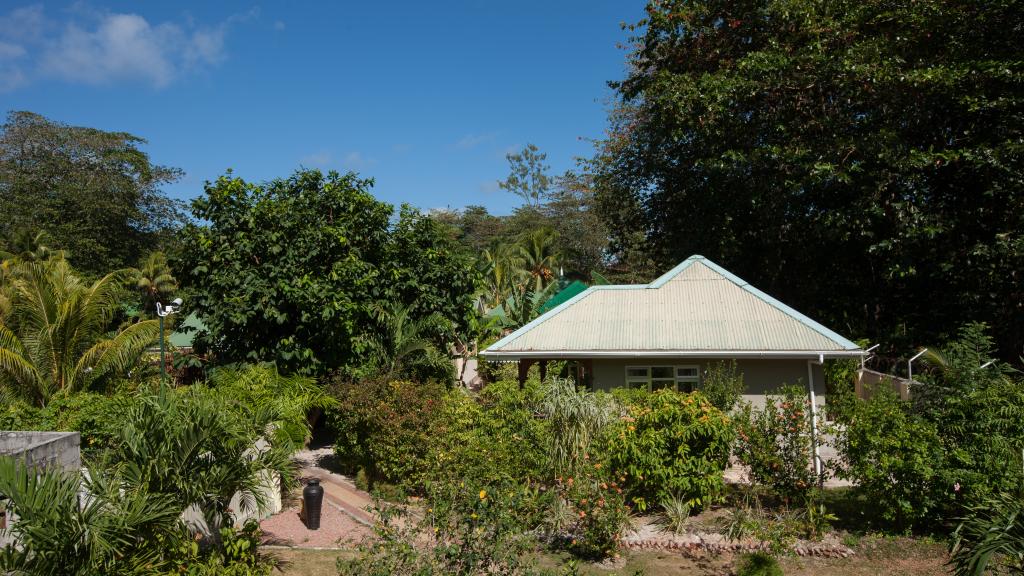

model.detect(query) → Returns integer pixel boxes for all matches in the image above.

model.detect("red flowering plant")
[734,384,828,503]
[551,458,632,559]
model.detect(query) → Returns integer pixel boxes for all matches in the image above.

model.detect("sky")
[0,1,644,215]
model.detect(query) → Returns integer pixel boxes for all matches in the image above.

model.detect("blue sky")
[0,2,643,215]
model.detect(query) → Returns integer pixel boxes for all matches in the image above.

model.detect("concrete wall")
[0,431,81,471]
[590,358,827,409]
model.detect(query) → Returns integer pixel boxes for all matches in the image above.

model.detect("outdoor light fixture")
[156,298,184,389]
[907,348,928,385]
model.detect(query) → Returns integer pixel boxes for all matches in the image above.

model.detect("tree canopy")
[176,168,477,377]
[0,111,186,276]
[594,0,1024,359]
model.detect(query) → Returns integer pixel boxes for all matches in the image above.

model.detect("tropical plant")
[478,243,524,312]
[503,280,559,330]
[518,227,560,294]
[0,229,64,263]
[539,377,615,479]
[133,250,177,316]
[0,259,158,406]
[106,387,296,531]
[607,389,733,512]
[359,301,451,381]
[950,489,1024,576]
[208,364,334,450]
[654,495,691,534]
[0,456,182,575]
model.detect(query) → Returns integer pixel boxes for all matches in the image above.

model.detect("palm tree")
[478,243,524,312]
[133,251,177,317]
[360,301,450,380]
[502,280,559,330]
[518,227,560,294]
[0,229,64,263]
[0,259,158,406]
[0,457,181,575]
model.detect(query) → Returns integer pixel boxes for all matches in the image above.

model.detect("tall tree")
[176,169,477,377]
[0,111,186,276]
[595,0,1024,359]
[133,251,177,318]
[498,144,552,209]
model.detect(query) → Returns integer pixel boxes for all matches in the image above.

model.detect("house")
[481,255,864,408]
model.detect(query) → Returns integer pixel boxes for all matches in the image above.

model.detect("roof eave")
[480,349,865,360]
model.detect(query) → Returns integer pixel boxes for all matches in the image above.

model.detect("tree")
[0,111,186,276]
[0,258,158,406]
[517,227,560,294]
[358,301,451,381]
[176,168,477,376]
[497,143,552,208]
[594,0,1024,359]
[132,251,177,317]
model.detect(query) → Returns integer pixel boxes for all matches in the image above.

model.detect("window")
[624,365,701,392]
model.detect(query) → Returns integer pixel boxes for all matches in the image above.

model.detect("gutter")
[480,349,865,360]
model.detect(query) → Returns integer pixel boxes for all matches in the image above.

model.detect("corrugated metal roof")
[483,255,861,356]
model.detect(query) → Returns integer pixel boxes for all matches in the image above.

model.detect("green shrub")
[40,391,128,452]
[606,389,733,512]
[734,385,823,503]
[735,552,783,576]
[171,520,275,575]
[834,385,944,530]
[329,378,447,488]
[699,360,745,413]
[339,481,542,575]
[552,460,632,559]
[0,401,44,431]
[539,378,616,479]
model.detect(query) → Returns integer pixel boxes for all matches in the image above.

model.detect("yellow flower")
[471,513,478,519]
[479,489,487,500]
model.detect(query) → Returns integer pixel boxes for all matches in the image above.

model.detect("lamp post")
[156,298,183,390]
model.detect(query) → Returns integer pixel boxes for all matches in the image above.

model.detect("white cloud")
[455,132,496,150]
[273,20,285,31]
[0,4,255,91]
[342,151,376,169]
[300,150,332,166]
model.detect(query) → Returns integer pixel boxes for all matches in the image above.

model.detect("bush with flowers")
[733,384,824,503]
[606,388,733,512]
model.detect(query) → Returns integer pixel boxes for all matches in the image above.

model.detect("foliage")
[170,520,275,576]
[427,378,549,487]
[734,385,823,503]
[503,279,560,330]
[339,482,542,576]
[594,0,1024,358]
[0,258,158,406]
[498,144,552,209]
[606,389,733,512]
[833,384,945,530]
[176,169,476,376]
[735,552,783,576]
[950,489,1024,576]
[356,301,452,382]
[0,456,182,575]
[654,495,690,535]
[329,378,447,488]
[133,250,177,317]
[0,110,186,275]
[699,360,744,413]
[104,386,296,529]
[539,377,616,479]
[207,364,333,450]
[823,358,860,423]
[553,462,631,559]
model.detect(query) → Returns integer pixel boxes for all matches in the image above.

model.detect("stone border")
[621,532,854,558]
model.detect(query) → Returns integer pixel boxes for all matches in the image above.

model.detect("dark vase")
[303,479,324,530]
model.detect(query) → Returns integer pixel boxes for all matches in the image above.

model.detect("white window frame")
[624,365,701,392]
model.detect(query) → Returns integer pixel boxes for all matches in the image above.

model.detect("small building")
[481,255,863,408]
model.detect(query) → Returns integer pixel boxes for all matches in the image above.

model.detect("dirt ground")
[270,534,949,575]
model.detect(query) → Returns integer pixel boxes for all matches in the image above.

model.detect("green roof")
[168,312,206,348]
[538,280,588,314]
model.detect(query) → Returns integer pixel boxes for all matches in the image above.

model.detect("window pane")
[651,366,673,378]
[676,367,698,378]
[651,380,676,392]
[626,367,648,378]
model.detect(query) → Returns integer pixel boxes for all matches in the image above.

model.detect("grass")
[269,535,949,576]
